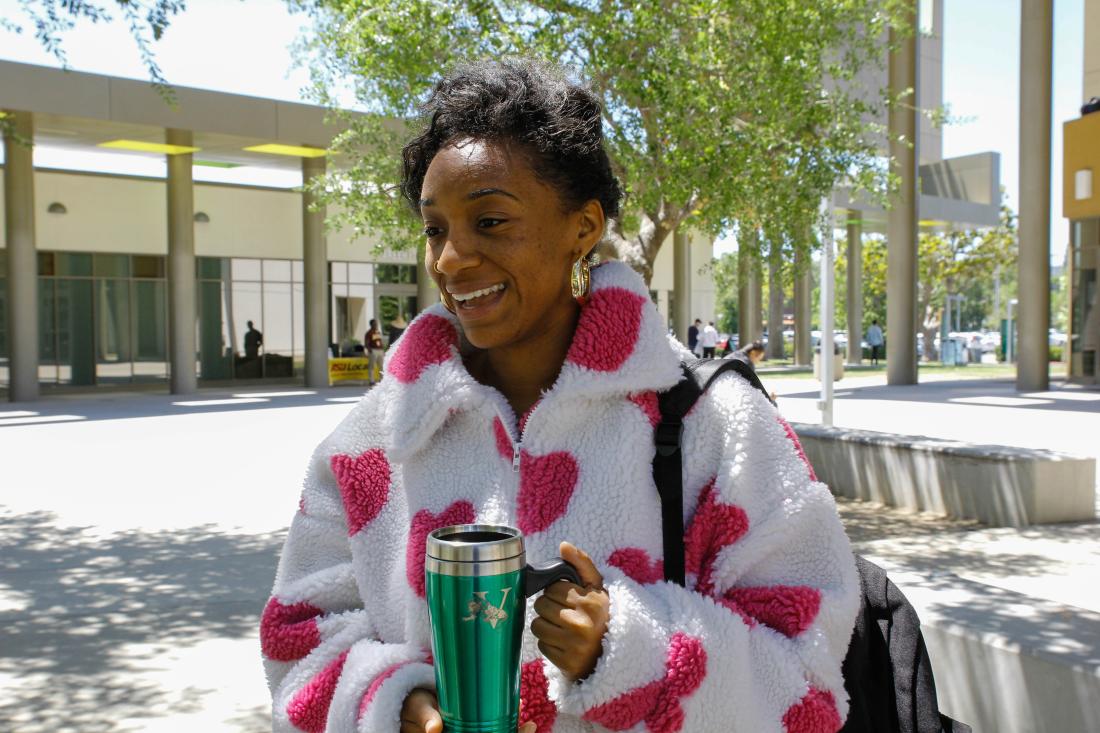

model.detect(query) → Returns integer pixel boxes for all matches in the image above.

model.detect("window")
[35,252,166,387]
[376,264,416,284]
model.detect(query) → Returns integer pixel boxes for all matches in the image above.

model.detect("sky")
[0,0,1086,260]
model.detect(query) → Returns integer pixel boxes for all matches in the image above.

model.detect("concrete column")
[3,111,38,402]
[737,238,760,349]
[1017,0,1053,391]
[846,211,863,365]
[767,238,785,360]
[302,155,329,388]
[794,245,813,366]
[887,7,920,385]
[751,253,764,345]
[416,244,438,314]
[673,228,692,343]
[166,128,196,394]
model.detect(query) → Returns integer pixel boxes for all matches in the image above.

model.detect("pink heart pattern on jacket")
[491,417,579,536]
[516,449,579,535]
[583,632,707,733]
[608,547,664,585]
[406,500,475,597]
[330,449,391,537]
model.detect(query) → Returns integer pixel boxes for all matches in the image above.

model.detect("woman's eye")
[477,218,504,229]
[423,225,443,237]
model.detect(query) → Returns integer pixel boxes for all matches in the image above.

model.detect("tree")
[1,1,185,92]
[290,0,909,282]
[710,252,739,336]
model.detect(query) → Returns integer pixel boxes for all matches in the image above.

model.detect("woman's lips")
[454,285,507,321]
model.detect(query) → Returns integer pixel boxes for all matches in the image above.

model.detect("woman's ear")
[574,199,605,259]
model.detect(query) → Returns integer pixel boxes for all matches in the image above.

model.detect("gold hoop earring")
[570,256,592,305]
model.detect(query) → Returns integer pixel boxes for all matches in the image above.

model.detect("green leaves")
[291,0,909,279]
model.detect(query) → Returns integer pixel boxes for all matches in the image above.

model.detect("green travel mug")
[425,524,581,733]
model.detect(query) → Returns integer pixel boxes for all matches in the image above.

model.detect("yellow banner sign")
[328,358,379,384]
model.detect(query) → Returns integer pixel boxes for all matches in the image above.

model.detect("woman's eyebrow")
[467,187,520,202]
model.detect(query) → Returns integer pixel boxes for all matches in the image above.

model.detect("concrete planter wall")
[792,423,1096,526]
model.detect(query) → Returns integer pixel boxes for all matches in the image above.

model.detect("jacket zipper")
[509,399,544,473]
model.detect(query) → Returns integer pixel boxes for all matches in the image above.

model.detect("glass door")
[375,292,418,349]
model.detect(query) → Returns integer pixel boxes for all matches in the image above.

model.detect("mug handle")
[524,558,582,598]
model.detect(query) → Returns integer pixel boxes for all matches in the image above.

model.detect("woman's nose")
[433,235,480,276]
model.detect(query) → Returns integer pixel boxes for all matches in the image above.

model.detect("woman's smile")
[449,282,508,320]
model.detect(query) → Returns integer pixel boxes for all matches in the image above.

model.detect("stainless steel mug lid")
[426,524,525,563]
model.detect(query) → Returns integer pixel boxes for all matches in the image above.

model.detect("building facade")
[0,60,425,398]
[1064,0,1100,384]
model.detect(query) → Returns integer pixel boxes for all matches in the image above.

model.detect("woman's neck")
[467,301,579,421]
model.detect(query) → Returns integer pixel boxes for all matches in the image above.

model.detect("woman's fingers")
[533,591,568,618]
[531,615,572,646]
[559,542,604,588]
[400,688,442,733]
[519,722,537,733]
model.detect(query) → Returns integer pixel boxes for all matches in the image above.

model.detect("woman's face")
[420,138,603,350]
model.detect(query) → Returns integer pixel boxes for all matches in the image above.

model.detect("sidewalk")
[1,378,1097,731]
[775,372,1100,732]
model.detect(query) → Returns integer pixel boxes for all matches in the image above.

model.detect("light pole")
[819,198,836,427]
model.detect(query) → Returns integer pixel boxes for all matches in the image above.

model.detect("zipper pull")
[512,443,522,472]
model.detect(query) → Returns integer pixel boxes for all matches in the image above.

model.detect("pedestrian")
[688,318,702,356]
[866,319,884,366]
[737,339,766,366]
[388,314,408,346]
[700,320,719,358]
[243,320,263,360]
[365,318,384,385]
[261,59,857,733]
[736,340,777,402]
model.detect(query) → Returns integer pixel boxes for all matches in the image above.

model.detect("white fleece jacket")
[262,261,859,733]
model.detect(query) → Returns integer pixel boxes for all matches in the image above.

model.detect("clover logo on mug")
[462,588,512,629]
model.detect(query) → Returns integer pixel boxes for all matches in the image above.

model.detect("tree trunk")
[767,240,785,359]
[921,321,940,362]
[603,205,685,286]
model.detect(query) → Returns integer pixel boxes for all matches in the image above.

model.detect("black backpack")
[652,357,969,733]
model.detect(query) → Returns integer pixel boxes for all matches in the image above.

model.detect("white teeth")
[450,283,505,302]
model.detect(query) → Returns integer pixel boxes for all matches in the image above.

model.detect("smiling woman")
[262,59,860,733]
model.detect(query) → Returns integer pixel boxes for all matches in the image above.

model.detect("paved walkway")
[0,376,1096,731]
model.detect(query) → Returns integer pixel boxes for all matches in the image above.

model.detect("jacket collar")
[375,260,686,461]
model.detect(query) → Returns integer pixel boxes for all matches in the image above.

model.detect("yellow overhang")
[99,139,201,155]
[243,143,327,158]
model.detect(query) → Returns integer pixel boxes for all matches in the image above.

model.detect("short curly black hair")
[400,59,622,221]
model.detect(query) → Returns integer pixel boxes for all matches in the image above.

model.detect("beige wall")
[650,229,717,327]
[1086,0,1100,100]
[0,167,414,264]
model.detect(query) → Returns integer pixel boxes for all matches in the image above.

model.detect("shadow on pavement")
[0,386,369,428]
[0,509,285,732]
[836,497,983,543]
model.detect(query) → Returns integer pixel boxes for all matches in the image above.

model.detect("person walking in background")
[736,340,777,403]
[365,318,384,386]
[688,318,702,357]
[700,320,719,358]
[244,320,263,360]
[737,339,766,367]
[866,319,884,366]
[388,314,408,347]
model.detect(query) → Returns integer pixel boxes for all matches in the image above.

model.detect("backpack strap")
[653,355,772,585]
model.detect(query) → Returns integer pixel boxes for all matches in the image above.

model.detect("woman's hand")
[531,542,610,681]
[401,689,442,733]
[401,688,536,733]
